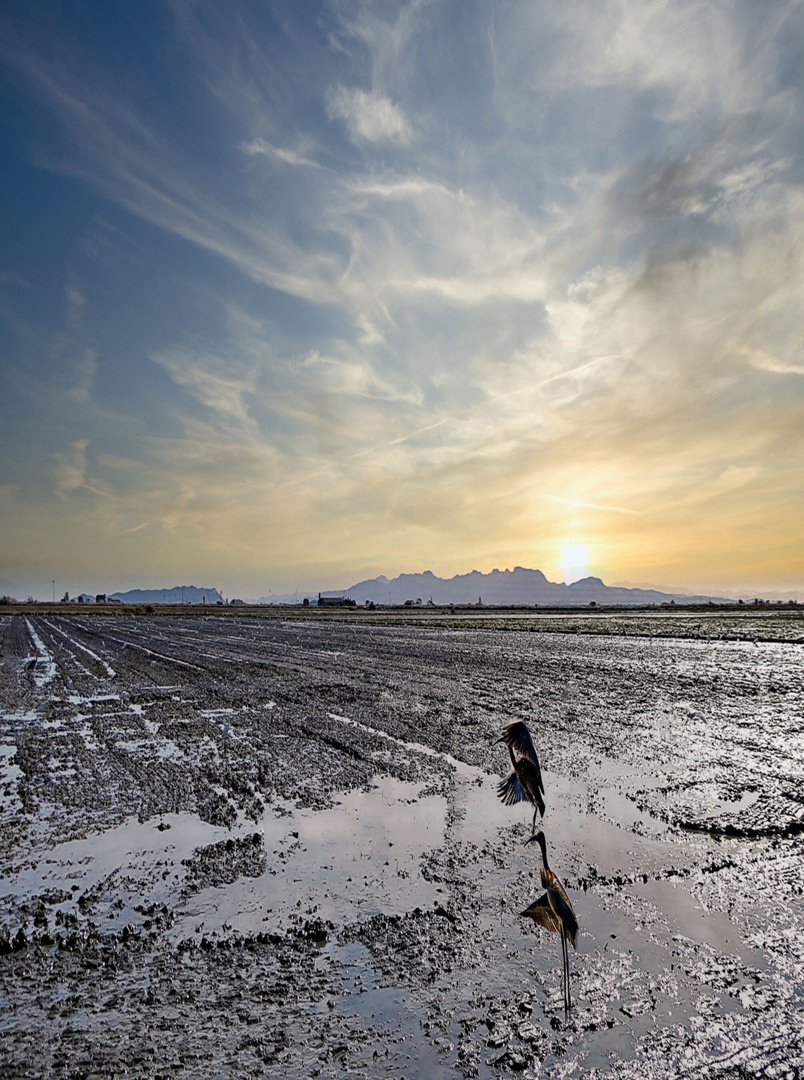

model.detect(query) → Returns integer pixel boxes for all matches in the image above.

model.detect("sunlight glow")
[560,544,589,584]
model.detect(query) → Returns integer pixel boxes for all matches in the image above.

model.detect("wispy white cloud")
[387,419,447,446]
[53,439,89,498]
[241,138,326,170]
[326,85,411,144]
[540,493,641,516]
[0,39,349,309]
[688,465,764,504]
[0,269,30,287]
[64,283,86,325]
[738,345,804,377]
[67,350,97,405]
[150,348,259,427]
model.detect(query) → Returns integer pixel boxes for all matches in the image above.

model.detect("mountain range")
[110,586,224,605]
[258,567,731,607]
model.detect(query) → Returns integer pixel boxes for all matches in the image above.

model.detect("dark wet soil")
[1,608,803,1078]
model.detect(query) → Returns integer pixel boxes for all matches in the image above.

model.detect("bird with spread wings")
[496,720,545,834]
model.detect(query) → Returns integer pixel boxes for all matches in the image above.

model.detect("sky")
[1,0,803,601]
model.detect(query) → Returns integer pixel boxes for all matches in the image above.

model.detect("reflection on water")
[173,775,448,937]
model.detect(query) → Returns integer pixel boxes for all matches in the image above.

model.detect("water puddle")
[1,811,232,926]
[172,774,448,939]
[319,941,455,1077]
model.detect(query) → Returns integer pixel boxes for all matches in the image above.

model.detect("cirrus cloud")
[326,85,411,144]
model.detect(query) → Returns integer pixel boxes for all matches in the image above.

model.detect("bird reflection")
[496,721,545,835]
[521,830,578,1016]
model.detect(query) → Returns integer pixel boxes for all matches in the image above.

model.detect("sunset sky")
[1,1,803,600]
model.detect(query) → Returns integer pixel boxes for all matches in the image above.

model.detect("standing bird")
[496,720,545,834]
[521,830,578,1016]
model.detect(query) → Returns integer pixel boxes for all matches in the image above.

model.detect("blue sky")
[1,0,803,600]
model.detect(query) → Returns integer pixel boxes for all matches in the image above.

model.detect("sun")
[559,544,588,584]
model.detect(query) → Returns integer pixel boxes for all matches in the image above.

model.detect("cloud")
[326,85,411,143]
[53,439,89,498]
[241,138,325,170]
[0,269,30,287]
[65,283,86,325]
[0,37,351,310]
[150,348,259,427]
[387,419,447,447]
[540,493,641,516]
[738,345,804,377]
[688,465,764,504]
[500,0,797,126]
[301,349,422,404]
[67,350,97,404]
[349,176,451,200]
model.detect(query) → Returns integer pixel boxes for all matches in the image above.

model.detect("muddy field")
[1,608,803,1078]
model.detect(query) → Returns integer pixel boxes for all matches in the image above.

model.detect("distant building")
[96,594,106,604]
[318,593,356,607]
[230,598,246,606]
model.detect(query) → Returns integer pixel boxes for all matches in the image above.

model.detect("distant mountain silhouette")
[260,567,731,606]
[110,586,223,605]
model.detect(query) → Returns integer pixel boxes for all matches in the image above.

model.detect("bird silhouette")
[521,829,578,1016]
[496,720,545,834]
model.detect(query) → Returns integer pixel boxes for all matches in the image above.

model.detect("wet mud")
[1,609,803,1078]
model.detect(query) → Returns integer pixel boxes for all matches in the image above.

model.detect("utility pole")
[52,580,55,603]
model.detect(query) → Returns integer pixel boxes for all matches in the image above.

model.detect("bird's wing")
[497,770,526,806]
[518,756,545,801]
[500,721,540,768]
[520,893,562,935]
[541,870,579,948]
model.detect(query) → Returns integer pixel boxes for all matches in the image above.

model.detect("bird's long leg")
[561,930,570,1016]
[561,933,570,1015]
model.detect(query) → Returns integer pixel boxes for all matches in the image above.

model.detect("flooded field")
[1,608,803,1078]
